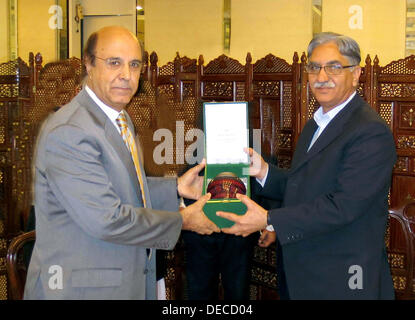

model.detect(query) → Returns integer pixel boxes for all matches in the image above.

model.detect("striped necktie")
[116,111,147,208]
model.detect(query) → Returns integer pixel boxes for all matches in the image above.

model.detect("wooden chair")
[6,230,36,300]
[388,201,415,299]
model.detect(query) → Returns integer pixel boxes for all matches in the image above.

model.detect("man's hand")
[217,193,268,237]
[258,229,277,247]
[177,159,206,200]
[244,148,268,180]
[181,193,220,235]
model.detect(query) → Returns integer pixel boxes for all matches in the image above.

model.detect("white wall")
[68,0,136,58]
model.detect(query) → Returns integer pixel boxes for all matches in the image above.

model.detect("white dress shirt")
[307,91,356,152]
[85,85,122,133]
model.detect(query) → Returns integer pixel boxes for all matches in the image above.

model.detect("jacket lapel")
[76,89,142,199]
[290,94,362,174]
[290,119,318,169]
[104,119,142,194]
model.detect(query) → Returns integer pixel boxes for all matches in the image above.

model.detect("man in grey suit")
[218,32,396,299]
[24,26,219,300]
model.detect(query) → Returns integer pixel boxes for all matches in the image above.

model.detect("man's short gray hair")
[307,32,361,66]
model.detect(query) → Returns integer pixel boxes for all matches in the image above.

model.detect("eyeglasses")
[305,63,356,75]
[94,56,142,72]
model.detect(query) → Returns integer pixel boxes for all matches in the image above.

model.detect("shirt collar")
[85,85,122,123]
[313,91,356,128]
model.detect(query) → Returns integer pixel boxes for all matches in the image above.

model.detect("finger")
[216,210,241,223]
[258,231,267,243]
[243,147,253,156]
[221,226,240,235]
[246,147,254,155]
[210,223,220,233]
[193,159,206,174]
[251,153,262,168]
[258,240,270,247]
[204,216,220,233]
[197,175,204,186]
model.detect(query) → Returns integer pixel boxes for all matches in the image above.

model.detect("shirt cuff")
[266,225,275,232]
[265,210,274,231]
[255,165,269,187]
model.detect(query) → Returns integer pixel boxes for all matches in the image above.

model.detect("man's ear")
[84,56,93,74]
[352,66,362,86]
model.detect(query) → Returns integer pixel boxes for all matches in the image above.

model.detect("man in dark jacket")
[218,32,396,300]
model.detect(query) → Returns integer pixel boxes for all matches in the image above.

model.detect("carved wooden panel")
[379,102,394,126]
[159,61,175,76]
[388,201,415,299]
[1,51,415,300]
[306,87,320,121]
[259,98,280,162]
[253,54,292,74]
[392,176,415,206]
[399,104,415,129]
[30,58,82,126]
[381,56,415,75]
[199,54,247,102]
[203,54,245,75]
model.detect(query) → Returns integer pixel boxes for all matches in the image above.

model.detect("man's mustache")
[313,81,335,88]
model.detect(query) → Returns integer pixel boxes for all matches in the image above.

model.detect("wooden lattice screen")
[1,51,415,299]
[372,55,415,299]
[0,55,34,300]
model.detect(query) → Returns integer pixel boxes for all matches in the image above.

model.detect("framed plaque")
[202,101,250,228]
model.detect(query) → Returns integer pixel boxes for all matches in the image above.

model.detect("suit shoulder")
[41,98,84,131]
[352,99,391,132]
[341,99,395,152]
[39,103,102,154]
[43,94,105,141]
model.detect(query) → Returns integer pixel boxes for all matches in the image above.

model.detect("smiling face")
[85,27,142,112]
[308,42,361,113]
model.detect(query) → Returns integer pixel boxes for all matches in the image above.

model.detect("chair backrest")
[387,201,415,299]
[6,230,36,300]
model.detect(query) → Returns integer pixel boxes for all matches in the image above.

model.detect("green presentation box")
[202,102,250,228]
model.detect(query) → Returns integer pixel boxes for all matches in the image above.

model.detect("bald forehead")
[98,26,137,39]
[96,27,139,47]
[95,26,143,59]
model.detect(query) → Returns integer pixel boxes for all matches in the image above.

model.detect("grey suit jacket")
[24,89,182,300]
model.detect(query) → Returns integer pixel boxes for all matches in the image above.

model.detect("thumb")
[259,230,267,242]
[207,220,221,233]
[193,158,206,174]
[235,193,254,209]
[195,192,211,207]
[243,147,253,156]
